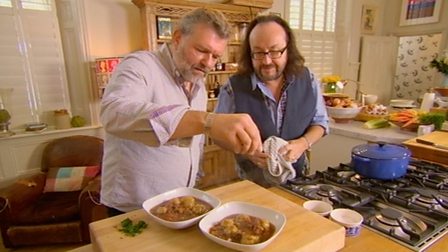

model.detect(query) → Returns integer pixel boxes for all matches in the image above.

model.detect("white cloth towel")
[262,136,297,184]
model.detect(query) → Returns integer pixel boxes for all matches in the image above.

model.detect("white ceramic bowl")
[363,94,378,105]
[330,208,363,237]
[199,201,286,252]
[326,106,362,122]
[142,187,220,229]
[303,200,333,217]
[435,97,448,108]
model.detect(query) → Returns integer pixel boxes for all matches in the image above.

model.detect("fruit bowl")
[323,93,350,106]
[326,106,362,123]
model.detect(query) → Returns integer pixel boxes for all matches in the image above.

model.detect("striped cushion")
[43,166,100,192]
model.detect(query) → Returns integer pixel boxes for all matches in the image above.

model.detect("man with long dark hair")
[216,15,329,187]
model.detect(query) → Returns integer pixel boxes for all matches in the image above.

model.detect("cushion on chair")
[43,166,100,192]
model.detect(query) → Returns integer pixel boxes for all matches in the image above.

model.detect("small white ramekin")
[302,200,333,217]
[330,208,363,236]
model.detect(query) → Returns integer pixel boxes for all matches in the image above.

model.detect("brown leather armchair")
[0,135,108,248]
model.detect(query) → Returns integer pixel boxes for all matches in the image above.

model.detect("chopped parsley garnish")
[118,218,148,237]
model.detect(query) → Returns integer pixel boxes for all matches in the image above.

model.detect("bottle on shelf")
[239,23,248,41]
[215,58,224,71]
[54,109,71,129]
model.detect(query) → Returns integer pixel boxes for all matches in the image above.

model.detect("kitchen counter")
[88,180,344,252]
[310,121,418,173]
[329,120,417,144]
[72,181,448,252]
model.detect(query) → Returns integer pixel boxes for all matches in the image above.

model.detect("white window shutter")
[288,0,338,79]
[0,0,69,128]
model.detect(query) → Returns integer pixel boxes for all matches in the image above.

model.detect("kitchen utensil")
[351,142,411,180]
[417,124,434,136]
[329,208,363,237]
[390,99,416,108]
[435,97,448,108]
[142,187,220,229]
[199,201,286,252]
[403,131,448,164]
[420,92,435,112]
[415,138,448,150]
[326,106,362,123]
[363,94,378,105]
[303,200,333,217]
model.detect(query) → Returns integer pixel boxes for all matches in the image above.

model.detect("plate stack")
[389,99,416,109]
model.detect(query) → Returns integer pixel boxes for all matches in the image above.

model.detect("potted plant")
[430,51,448,91]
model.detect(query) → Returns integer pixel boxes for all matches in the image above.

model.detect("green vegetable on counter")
[70,115,86,127]
[363,118,390,129]
[0,109,11,123]
[118,218,148,237]
[419,112,446,130]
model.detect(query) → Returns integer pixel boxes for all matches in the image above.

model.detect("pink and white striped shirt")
[100,44,207,212]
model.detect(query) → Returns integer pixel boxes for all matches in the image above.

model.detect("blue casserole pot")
[351,142,411,180]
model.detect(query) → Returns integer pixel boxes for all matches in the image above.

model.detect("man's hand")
[278,138,308,162]
[208,113,262,155]
[244,151,269,169]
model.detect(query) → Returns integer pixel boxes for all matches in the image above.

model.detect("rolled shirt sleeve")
[309,71,330,135]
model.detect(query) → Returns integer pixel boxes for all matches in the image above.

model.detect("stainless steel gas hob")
[280,159,448,251]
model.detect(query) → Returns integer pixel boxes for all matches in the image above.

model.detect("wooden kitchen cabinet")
[132,0,271,188]
[310,133,365,173]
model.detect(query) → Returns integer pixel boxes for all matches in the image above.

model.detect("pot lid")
[352,142,411,160]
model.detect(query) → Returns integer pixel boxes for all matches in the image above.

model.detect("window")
[287,0,338,79]
[21,0,51,11]
[0,0,69,128]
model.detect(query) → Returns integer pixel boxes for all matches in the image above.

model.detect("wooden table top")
[73,180,448,252]
[89,180,344,252]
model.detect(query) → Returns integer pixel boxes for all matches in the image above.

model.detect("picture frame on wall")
[361,5,377,34]
[399,0,442,26]
[157,16,172,39]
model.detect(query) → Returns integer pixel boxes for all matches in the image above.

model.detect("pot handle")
[377,141,386,148]
[374,141,409,150]
[353,154,371,163]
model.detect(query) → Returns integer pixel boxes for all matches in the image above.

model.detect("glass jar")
[239,23,248,41]
[324,82,337,93]
[54,109,71,129]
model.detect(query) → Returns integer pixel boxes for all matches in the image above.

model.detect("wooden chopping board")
[403,131,448,165]
[90,180,345,252]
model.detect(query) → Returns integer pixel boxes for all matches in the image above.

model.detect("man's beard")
[172,46,208,83]
[256,64,284,82]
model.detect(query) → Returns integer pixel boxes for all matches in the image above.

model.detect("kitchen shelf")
[208,70,236,75]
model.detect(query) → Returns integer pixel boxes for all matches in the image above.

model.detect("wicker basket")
[434,87,448,97]
[389,120,420,132]
[354,112,388,122]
